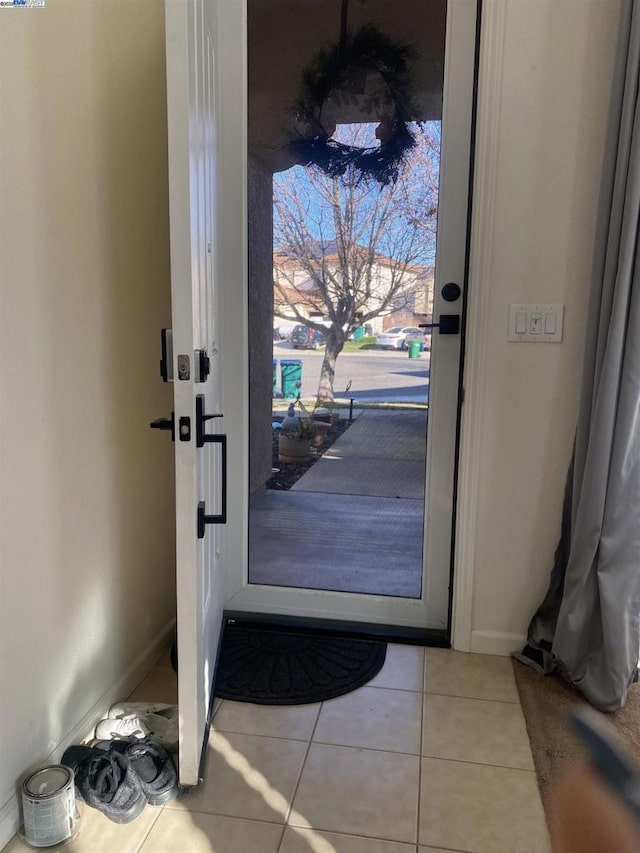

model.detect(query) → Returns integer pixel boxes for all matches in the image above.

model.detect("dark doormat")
[214,623,387,705]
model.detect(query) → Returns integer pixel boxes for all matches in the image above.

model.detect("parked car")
[273,320,298,341]
[405,328,431,350]
[375,326,426,350]
[291,324,326,350]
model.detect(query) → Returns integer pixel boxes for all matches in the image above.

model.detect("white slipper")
[95,714,149,741]
[96,709,178,752]
[108,702,175,719]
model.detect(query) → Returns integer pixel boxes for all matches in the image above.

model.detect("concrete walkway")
[292,409,427,499]
[249,409,427,597]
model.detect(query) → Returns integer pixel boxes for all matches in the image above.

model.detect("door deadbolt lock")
[177,354,190,380]
[195,350,211,383]
[441,283,461,302]
[159,329,174,382]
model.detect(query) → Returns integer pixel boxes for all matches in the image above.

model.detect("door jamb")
[451,0,506,653]
[220,0,500,646]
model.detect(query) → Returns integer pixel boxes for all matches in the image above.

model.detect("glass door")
[218,0,477,632]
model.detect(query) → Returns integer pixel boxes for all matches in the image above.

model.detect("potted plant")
[277,400,316,463]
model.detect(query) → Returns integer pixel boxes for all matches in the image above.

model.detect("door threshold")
[224,610,450,647]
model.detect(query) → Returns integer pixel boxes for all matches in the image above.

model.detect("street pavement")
[273,342,430,404]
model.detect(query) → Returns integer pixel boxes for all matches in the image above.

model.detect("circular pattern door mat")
[214,624,387,705]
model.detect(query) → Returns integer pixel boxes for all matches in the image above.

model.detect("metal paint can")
[21,765,78,848]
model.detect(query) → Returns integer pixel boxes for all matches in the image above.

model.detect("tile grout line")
[210,697,527,754]
[271,817,447,849]
[208,729,422,759]
[422,689,521,705]
[211,728,313,744]
[275,701,323,853]
[131,804,165,853]
[165,804,435,847]
[310,737,419,757]
[360,681,521,705]
[416,650,426,849]
[421,754,537,774]
[165,804,287,825]
[283,817,425,847]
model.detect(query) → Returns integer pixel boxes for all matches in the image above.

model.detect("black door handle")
[196,394,223,448]
[150,413,175,441]
[419,315,460,335]
[197,435,227,537]
[150,413,190,442]
[195,394,227,537]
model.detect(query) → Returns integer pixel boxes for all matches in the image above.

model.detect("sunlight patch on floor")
[211,732,337,853]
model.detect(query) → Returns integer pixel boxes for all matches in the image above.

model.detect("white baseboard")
[470,630,526,657]
[0,620,175,850]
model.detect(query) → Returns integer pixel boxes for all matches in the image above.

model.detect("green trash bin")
[272,359,279,397]
[280,359,303,399]
[352,326,365,341]
[408,339,422,359]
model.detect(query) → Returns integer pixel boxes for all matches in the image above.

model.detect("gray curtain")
[516,2,640,712]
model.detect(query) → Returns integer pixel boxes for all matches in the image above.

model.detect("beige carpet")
[512,659,640,815]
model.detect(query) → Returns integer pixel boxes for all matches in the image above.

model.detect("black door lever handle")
[150,413,175,441]
[196,395,223,448]
[197,435,228,537]
[419,315,460,335]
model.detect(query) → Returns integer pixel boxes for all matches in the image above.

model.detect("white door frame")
[451,0,508,654]
[216,0,479,635]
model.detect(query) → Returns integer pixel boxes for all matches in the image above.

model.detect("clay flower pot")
[312,421,331,447]
[278,434,312,464]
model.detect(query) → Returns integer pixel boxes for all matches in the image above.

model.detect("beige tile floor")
[3,646,550,853]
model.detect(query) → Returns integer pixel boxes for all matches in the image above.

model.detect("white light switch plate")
[508,304,564,342]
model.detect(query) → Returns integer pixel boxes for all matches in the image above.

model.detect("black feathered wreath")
[289,26,420,185]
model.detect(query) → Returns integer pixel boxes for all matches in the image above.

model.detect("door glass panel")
[247,0,446,600]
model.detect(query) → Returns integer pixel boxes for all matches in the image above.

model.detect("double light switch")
[508,304,564,342]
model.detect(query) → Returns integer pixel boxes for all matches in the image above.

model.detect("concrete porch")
[249,409,427,598]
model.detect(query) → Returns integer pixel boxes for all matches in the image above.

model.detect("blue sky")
[273,121,441,267]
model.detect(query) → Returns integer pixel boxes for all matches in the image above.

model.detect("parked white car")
[375,326,426,350]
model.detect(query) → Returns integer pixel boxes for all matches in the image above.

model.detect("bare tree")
[396,123,441,244]
[273,123,439,401]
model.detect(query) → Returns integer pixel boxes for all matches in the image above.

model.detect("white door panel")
[165,0,224,786]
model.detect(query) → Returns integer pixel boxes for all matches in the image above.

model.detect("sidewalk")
[249,409,427,597]
[292,408,427,498]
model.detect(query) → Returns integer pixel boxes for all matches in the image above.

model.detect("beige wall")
[0,1,175,842]
[456,0,623,654]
